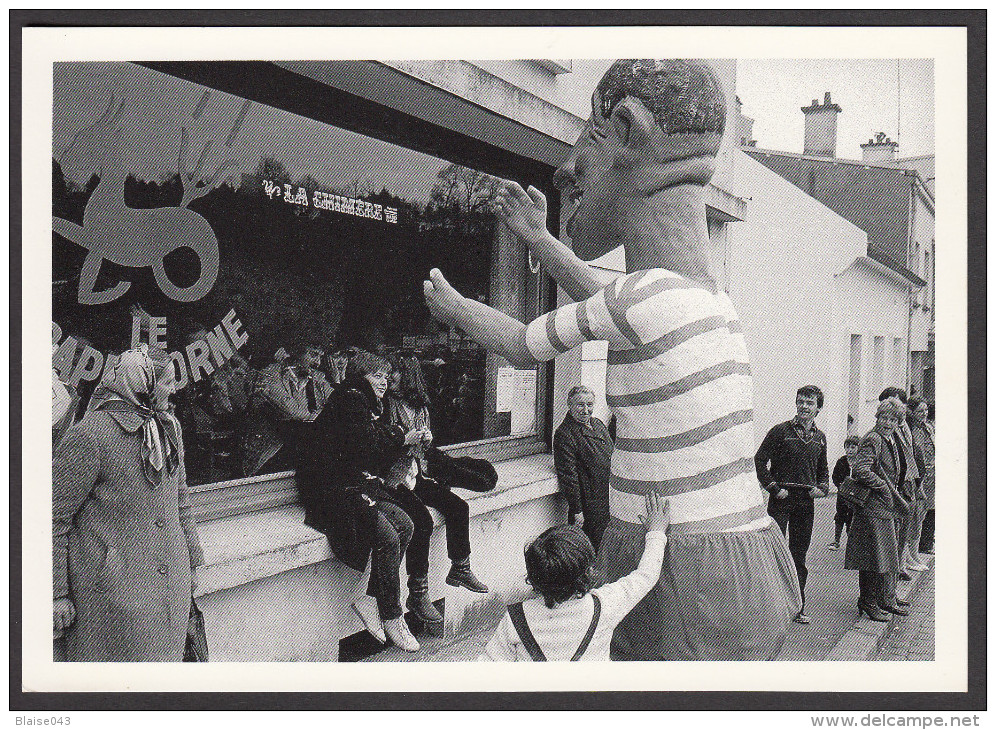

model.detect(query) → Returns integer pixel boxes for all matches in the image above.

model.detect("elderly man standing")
[554,385,614,551]
[425,59,800,660]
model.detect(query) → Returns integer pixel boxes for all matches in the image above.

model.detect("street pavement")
[360,496,935,663]
[775,496,870,660]
[874,568,935,661]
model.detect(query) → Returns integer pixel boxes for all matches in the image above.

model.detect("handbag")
[837,476,871,508]
[183,598,210,662]
[426,447,498,492]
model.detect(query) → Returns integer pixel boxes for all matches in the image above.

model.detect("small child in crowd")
[827,435,862,551]
[481,492,669,661]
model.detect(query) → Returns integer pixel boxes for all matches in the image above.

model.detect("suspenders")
[507,594,602,661]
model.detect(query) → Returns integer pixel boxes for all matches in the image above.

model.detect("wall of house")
[724,151,879,460]
[832,262,913,437]
[909,190,935,352]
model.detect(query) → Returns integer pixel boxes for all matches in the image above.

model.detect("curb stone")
[821,556,934,662]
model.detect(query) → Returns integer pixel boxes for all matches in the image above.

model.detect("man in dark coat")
[754,385,830,625]
[554,385,613,551]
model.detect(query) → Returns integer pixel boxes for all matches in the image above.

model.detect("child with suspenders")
[482,493,669,661]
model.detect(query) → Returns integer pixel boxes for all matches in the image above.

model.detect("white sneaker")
[352,597,386,644]
[907,560,929,572]
[384,617,420,652]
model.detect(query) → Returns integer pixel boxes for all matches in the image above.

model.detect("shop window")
[52,62,550,487]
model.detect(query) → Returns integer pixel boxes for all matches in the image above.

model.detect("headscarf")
[88,346,181,487]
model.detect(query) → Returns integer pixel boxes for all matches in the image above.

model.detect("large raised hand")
[423,269,535,367]
[495,179,603,302]
[495,180,549,245]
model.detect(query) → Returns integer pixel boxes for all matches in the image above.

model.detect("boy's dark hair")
[524,525,596,609]
[844,435,862,447]
[879,387,908,404]
[797,385,824,409]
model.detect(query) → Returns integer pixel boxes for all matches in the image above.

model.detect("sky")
[737,59,935,160]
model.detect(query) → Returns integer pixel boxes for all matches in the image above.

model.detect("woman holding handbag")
[844,397,911,621]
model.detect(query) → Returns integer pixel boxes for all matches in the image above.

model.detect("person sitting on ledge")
[296,349,424,652]
[383,354,489,628]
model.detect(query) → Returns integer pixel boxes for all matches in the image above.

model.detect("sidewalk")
[874,568,934,661]
[359,499,935,663]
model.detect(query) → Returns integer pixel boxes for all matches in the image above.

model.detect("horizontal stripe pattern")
[615,409,753,454]
[606,327,748,398]
[607,315,728,365]
[607,506,771,535]
[611,375,753,440]
[607,361,751,408]
[610,457,755,497]
[608,470,766,526]
[610,422,755,484]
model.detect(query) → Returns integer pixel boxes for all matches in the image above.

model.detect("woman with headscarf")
[52,347,204,661]
[844,397,911,622]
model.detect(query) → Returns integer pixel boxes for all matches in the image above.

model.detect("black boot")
[406,576,443,624]
[446,558,489,593]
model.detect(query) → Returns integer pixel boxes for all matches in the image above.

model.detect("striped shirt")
[525,269,769,535]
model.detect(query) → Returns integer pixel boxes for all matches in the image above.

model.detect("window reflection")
[53,64,543,486]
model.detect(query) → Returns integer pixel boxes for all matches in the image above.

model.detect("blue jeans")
[367,500,414,620]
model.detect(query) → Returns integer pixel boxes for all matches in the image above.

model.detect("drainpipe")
[906,178,915,393]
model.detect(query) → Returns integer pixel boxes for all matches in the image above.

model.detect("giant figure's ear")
[608,96,659,151]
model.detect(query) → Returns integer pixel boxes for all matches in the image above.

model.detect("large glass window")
[52,62,549,487]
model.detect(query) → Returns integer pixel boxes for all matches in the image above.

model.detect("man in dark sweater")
[754,385,830,624]
[554,385,614,551]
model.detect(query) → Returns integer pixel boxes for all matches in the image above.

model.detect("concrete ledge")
[195,452,556,598]
[823,557,934,662]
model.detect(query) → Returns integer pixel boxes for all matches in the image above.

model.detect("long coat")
[295,376,406,572]
[844,430,902,573]
[53,411,204,661]
[553,414,612,547]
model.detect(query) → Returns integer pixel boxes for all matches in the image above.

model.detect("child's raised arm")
[495,180,604,302]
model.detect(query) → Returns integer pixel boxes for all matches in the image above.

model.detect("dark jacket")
[295,375,406,572]
[850,430,904,518]
[754,419,830,496]
[553,414,613,520]
[910,421,935,508]
[832,455,852,489]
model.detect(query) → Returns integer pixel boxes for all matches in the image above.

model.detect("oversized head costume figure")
[425,59,801,660]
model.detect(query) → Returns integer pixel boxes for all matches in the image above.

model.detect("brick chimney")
[860,132,899,164]
[801,91,842,157]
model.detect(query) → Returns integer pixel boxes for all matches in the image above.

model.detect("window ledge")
[193,452,556,597]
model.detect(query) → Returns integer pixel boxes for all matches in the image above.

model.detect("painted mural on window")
[53,62,541,486]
